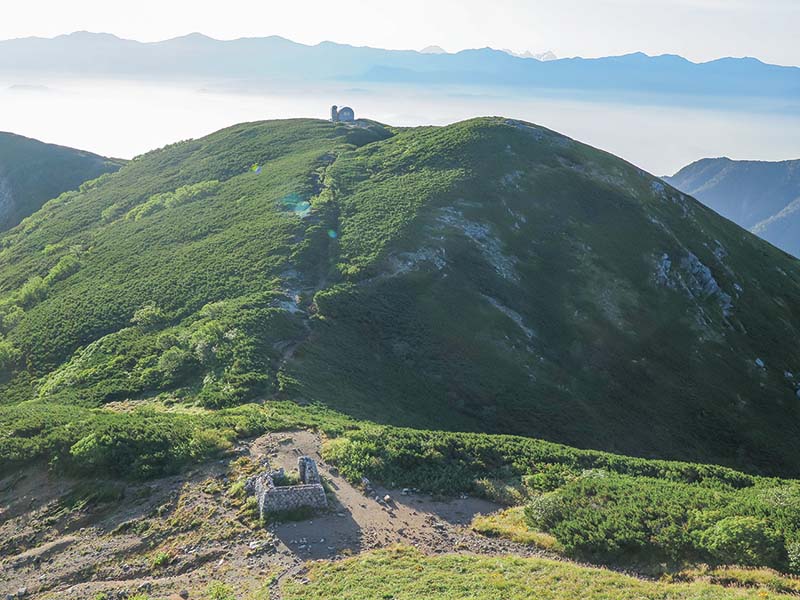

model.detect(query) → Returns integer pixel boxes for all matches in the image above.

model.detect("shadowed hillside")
[0,132,122,231]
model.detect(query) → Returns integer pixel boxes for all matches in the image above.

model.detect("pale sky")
[1,0,798,66]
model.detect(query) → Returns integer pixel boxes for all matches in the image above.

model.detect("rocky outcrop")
[654,251,733,317]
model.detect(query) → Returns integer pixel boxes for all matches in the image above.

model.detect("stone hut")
[247,456,327,519]
[330,105,355,122]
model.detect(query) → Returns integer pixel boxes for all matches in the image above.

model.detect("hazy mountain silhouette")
[666,158,800,257]
[0,32,797,102]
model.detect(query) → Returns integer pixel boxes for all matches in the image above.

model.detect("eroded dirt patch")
[1,431,543,599]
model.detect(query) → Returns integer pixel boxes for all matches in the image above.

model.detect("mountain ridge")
[665,157,800,257]
[1,117,799,476]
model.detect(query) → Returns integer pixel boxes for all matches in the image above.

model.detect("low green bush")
[697,517,783,568]
[521,471,800,572]
[321,425,800,573]
[0,400,352,479]
[205,581,236,600]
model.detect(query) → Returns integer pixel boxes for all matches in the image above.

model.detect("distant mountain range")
[665,158,800,257]
[420,46,557,61]
[0,132,122,231]
[502,49,558,61]
[420,46,447,55]
[0,32,797,102]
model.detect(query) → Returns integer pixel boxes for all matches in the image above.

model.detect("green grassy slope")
[282,547,795,599]
[283,118,800,472]
[1,117,799,474]
[0,132,122,231]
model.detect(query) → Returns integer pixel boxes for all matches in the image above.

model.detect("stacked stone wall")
[298,456,321,484]
[260,484,328,514]
[250,455,328,519]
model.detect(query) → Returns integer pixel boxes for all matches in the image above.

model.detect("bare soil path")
[265,431,550,560]
[1,430,548,600]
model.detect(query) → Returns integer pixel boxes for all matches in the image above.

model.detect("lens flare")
[279,193,312,218]
[327,229,338,239]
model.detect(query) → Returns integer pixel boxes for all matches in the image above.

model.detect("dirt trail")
[1,430,545,600]
[264,431,548,561]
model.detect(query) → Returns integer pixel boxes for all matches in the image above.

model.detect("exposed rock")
[681,253,731,311]
[386,247,446,277]
[713,240,727,261]
[500,170,523,188]
[655,253,672,286]
[651,180,667,198]
[481,294,535,340]
[654,251,733,317]
[438,207,519,282]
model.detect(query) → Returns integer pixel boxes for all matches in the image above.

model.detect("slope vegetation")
[1,118,799,475]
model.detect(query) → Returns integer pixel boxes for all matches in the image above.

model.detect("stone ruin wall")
[258,483,328,515]
[298,455,321,484]
[250,455,327,519]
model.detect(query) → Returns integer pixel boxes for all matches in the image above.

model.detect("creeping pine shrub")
[697,517,784,568]
[131,303,167,331]
[522,470,800,572]
[0,338,20,370]
[523,463,577,493]
[157,346,197,385]
[67,411,233,479]
[787,540,800,574]
[0,303,24,331]
[524,472,723,562]
[524,492,563,531]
